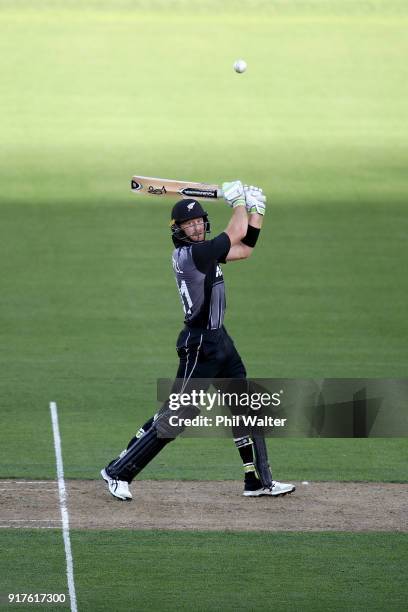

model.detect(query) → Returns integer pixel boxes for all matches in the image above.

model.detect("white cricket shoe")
[243,480,295,497]
[101,468,132,501]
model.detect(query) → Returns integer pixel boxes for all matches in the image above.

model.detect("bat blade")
[131,175,222,199]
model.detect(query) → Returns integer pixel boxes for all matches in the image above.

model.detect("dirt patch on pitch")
[0,480,407,532]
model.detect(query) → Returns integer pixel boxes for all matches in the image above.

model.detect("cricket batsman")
[101,180,295,500]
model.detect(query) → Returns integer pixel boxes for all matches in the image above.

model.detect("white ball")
[233,59,247,74]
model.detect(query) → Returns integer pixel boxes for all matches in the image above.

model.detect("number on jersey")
[178,280,193,315]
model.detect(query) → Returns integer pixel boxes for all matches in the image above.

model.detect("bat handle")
[217,189,266,203]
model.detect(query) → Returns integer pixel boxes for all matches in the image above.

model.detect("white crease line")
[0,525,60,530]
[50,401,78,612]
[0,487,58,491]
[0,480,58,484]
[1,519,62,522]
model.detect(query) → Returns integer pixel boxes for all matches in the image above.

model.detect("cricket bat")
[131,175,223,199]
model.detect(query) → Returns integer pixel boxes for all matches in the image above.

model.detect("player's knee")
[155,404,201,438]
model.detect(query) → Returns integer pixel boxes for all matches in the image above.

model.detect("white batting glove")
[222,180,246,208]
[244,185,266,215]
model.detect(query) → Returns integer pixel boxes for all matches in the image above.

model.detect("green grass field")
[1,530,407,611]
[1,1,407,610]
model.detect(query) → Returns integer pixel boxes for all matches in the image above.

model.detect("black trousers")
[153,325,248,437]
[175,325,247,382]
[106,326,249,482]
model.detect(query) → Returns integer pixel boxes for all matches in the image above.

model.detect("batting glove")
[222,180,246,208]
[244,185,266,215]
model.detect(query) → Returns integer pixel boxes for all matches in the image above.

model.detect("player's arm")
[192,182,261,271]
[226,186,266,261]
[226,213,263,261]
[222,181,248,245]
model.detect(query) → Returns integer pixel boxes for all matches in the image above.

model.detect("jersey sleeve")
[191,232,231,273]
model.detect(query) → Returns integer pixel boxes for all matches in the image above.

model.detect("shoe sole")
[100,469,132,501]
[243,486,296,497]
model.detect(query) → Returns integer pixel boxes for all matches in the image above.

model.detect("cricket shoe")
[243,479,295,497]
[101,468,132,501]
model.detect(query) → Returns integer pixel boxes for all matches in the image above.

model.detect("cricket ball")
[233,59,247,74]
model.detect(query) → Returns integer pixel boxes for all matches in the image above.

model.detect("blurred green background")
[0,0,407,481]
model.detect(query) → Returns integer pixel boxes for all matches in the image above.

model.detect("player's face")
[180,217,205,242]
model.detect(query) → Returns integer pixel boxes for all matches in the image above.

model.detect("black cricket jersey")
[172,232,231,330]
